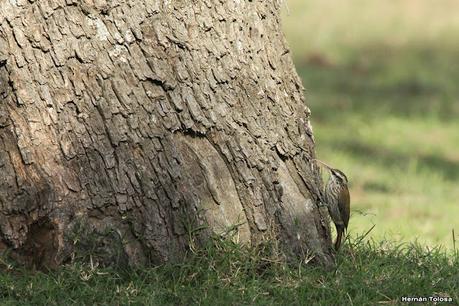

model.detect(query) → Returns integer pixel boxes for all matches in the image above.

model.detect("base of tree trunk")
[0,0,334,268]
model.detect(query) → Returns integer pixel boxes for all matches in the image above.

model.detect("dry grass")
[282,0,459,61]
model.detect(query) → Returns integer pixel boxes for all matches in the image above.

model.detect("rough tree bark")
[0,0,333,268]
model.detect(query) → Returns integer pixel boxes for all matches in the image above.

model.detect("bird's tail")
[334,228,344,251]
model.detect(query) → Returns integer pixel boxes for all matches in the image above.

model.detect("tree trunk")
[0,0,333,268]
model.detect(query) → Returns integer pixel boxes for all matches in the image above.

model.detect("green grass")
[282,1,459,249]
[299,52,459,248]
[1,237,458,305]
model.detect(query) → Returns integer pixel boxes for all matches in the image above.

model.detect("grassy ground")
[282,0,459,249]
[1,237,458,305]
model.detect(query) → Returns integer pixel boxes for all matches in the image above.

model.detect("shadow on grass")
[296,45,459,121]
[332,139,459,181]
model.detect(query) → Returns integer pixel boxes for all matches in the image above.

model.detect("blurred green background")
[281,0,459,249]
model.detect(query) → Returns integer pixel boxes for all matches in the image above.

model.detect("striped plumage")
[316,159,350,251]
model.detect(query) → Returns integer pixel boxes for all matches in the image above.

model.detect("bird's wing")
[339,187,350,229]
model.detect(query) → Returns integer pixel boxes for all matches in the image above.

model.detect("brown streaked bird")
[315,159,350,250]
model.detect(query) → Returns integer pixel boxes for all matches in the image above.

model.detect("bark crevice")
[0,0,334,267]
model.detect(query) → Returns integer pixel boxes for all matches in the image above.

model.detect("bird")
[315,159,350,250]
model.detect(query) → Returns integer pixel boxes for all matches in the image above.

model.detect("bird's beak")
[314,159,333,170]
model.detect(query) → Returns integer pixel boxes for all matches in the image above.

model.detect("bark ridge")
[0,0,332,267]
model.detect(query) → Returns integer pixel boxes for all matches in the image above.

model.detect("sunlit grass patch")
[295,57,459,249]
[282,0,459,249]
